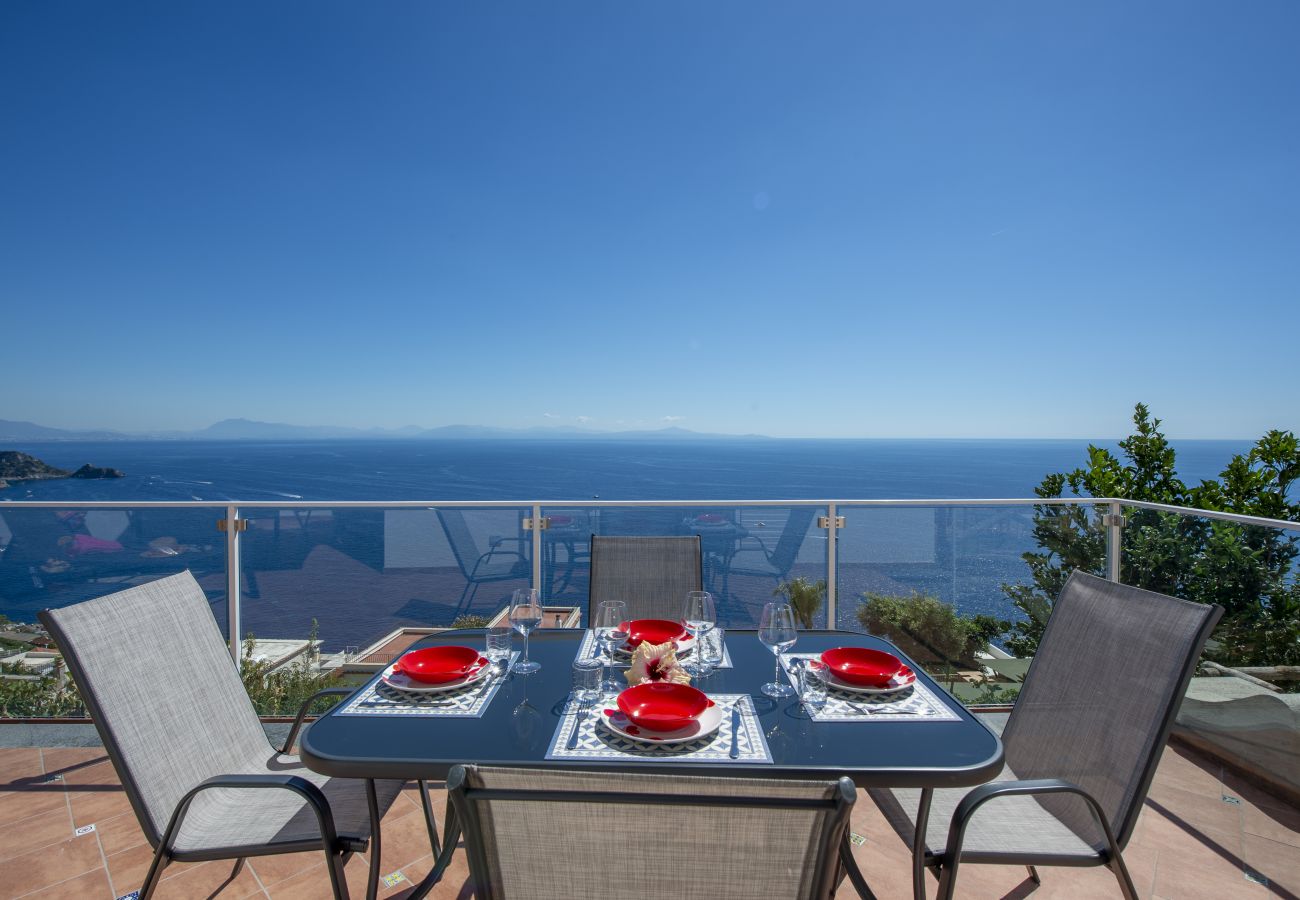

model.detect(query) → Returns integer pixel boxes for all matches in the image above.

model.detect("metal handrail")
[3,495,1295,530]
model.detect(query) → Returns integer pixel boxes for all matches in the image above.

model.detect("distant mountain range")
[0,418,769,442]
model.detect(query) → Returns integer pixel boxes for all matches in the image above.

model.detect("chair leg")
[912,788,934,900]
[324,847,351,900]
[417,779,442,857]
[138,844,170,900]
[837,834,879,899]
[1109,852,1140,900]
[366,779,382,900]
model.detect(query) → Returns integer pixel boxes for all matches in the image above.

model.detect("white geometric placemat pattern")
[782,654,962,723]
[575,629,733,669]
[546,693,772,764]
[337,653,518,718]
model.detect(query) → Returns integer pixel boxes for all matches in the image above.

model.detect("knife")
[729,699,743,759]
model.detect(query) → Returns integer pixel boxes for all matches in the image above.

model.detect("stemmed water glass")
[595,599,628,694]
[509,588,544,674]
[681,590,715,677]
[758,601,798,698]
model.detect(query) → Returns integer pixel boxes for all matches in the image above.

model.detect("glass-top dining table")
[300,627,1003,898]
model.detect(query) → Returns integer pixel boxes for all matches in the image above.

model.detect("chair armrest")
[159,773,340,856]
[943,778,1120,863]
[282,688,355,754]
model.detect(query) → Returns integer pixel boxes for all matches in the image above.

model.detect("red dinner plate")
[820,647,905,688]
[617,682,709,732]
[395,646,487,684]
[620,618,689,648]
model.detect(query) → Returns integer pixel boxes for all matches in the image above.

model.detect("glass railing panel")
[555,504,829,629]
[834,502,1103,705]
[0,504,227,717]
[237,505,532,658]
[1120,507,1299,671]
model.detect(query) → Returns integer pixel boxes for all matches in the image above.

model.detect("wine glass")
[758,601,797,698]
[595,599,628,694]
[681,590,715,677]
[509,588,544,674]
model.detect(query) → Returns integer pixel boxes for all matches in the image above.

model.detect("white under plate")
[826,670,917,695]
[597,698,725,745]
[380,662,492,694]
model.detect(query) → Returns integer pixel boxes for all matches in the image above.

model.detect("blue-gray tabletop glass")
[300,629,1003,788]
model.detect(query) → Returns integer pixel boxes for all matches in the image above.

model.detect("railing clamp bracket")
[1101,513,1127,529]
[523,517,549,531]
[217,518,248,533]
[818,515,845,530]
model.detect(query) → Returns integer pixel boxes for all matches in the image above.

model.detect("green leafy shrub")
[450,614,491,629]
[1002,404,1300,665]
[239,622,340,716]
[774,577,826,628]
[857,591,1007,669]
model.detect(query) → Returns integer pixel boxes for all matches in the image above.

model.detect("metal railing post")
[825,503,838,628]
[225,504,242,661]
[531,504,544,598]
[1106,500,1124,583]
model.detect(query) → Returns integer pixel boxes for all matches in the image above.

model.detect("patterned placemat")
[546,693,772,764]
[337,653,518,718]
[782,654,962,723]
[575,629,733,669]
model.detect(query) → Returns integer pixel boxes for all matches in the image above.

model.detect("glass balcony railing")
[1,497,1296,718]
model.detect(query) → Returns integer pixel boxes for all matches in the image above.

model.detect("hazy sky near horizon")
[3,2,1297,439]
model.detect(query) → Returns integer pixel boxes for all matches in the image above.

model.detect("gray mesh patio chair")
[587,534,702,621]
[442,765,858,900]
[39,571,430,900]
[871,570,1223,900]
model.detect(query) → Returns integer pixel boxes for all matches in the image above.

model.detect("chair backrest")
[448,765,854,900]
[39,571,272,846]
[1002,570,1222,850]
[437,509,482,576]
[588,535,702,621]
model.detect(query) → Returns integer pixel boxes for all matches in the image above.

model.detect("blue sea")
[0,437,1251,503]
[0,438,1255,646]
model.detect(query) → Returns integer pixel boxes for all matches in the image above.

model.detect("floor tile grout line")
[94,824,116,899]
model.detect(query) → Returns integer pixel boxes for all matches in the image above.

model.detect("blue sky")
[2,2,1297,439]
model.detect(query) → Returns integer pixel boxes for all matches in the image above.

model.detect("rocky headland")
[0,451,124,489]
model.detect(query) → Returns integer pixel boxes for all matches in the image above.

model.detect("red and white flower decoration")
[624,640,691,686]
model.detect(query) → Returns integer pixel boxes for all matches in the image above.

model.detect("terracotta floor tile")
[374,807,441,875]
[0,805,77,863]
[1141,786,1244,843]
[0,788,71,828]
[93,810,148,857]
[246,850,322,888]
[1,833,105,898]
[147,858,265,899]
[19,865,114,899]
[59,759,119,788]
[1152,836,1268,900]
[67,784,133,829]
[1240,799,1300,851]
[39,748,110,776]
[262,855,371,900]
[1240,832,1300,895]
[104,841,163,895]
[0,748,46,782]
